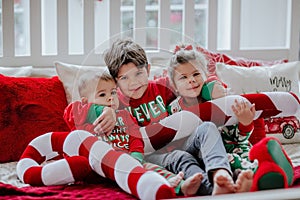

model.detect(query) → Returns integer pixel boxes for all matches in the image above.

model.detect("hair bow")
[173,45,193,54]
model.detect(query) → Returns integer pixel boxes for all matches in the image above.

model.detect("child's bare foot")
[235,170,253,193]
[168,171,184,188]
[212,169,235,195]
[181,173,203,196]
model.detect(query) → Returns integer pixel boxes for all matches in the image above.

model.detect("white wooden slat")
[109,0,121,44]
[207,0,217,50]
[230,0,241,52]
[30,0,42,57]
[83,0,95,55]
[134,0,146,47]
[57,0,68,55]
[2,0,14,58]
[94,0,109,57]
[182,0,195,44]
[158,0,170,52]
[289,0,300,61]
[41,0,57,56]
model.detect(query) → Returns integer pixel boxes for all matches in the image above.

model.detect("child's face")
[173,61,206,99]
[86,79,119,110]
[116,62,149,99]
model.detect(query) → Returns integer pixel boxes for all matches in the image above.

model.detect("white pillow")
[216,61,300,144]
[0,66,57,77]
[54,61,108,103]
[54,61,168,103]
[216,61,300,97]
[0,66,33,77]
[30,67,57,77]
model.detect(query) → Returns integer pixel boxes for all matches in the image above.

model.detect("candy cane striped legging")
[17,130,176,200]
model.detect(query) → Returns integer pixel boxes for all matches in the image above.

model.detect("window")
[217,0,291,50]
[94,0,209,50]
[240,0,289,49]
[0,0,299,67]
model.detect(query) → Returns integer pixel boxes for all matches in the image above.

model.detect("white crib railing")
[0,0,299,67]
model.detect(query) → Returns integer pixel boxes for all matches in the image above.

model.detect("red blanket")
[2,166,300,199]
[0,174,137,200]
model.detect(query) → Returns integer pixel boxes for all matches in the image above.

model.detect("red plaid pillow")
[196,46,288,75]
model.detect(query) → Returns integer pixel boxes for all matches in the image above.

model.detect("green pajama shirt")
[219,123,258,174]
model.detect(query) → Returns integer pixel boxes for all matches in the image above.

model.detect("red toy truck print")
[264,116,300,139]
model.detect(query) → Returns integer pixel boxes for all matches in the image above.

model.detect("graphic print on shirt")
[124,95,168,125]
[97,116,130,151]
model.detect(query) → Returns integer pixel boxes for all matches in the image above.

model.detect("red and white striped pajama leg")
[190,92,299,127]
[16,131,92,186]
[242,92,300,118]
[139,111,202,154]
[63,130,176,200]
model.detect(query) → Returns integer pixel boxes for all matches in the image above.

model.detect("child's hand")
[211,81,227,99]
[202,80,227,101]
[93,107,116,135]
[231,99,255,126]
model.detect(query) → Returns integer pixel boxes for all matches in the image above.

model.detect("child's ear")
[81,97,88,104]
[146,64,151,74]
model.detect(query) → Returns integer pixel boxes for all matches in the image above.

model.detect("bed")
[1,1,300,199]
[0,51,300,199]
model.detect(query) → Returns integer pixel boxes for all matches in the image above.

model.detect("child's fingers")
[93,117,115,135]
[100,119,115,135]
[241,100,247,108]
[233,99,242,111]
[92,114,103,126]
[250,103,256,112]
[231,104,239,115]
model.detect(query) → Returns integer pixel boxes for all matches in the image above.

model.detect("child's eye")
[99,93,106,97]
[136,71,144,76]
[193,72,201,77]
[179,75,187,80]
[111,90,117,95]
[119,76,127,81]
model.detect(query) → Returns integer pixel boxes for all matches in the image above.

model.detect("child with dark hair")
[103,38,238,195]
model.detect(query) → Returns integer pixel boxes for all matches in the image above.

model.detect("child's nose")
[128,77,138,86]
[189,76,196,83]
[107,95,114,102]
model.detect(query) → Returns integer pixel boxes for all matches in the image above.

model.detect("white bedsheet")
[1,143,300,189]
[0,161,28,187]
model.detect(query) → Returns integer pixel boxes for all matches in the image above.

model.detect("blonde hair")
[78,70,115,98]
[104,38,148,79]
[167,44,208,85]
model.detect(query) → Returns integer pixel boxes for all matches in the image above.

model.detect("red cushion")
[196,46,288,75]
[0,75,70,162]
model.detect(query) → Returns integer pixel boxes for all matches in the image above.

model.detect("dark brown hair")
[104,38,148,79]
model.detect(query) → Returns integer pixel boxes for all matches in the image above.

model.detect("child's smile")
[117,62,149,99]
[173,61,205,100]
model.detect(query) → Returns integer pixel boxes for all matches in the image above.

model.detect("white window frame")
[0,0,299,67]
